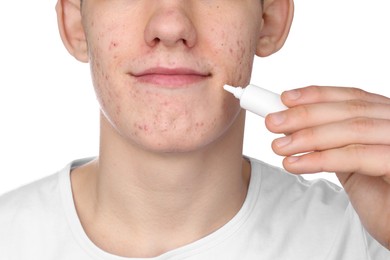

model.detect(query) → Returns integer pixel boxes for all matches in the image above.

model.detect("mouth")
[131,67,211,88]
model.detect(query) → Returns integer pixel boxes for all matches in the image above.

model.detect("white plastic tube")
[223,84,287,117]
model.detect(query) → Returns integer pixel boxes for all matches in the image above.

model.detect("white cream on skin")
[223,84,287,117]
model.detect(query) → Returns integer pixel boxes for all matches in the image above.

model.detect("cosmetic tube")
[223,84,287,118]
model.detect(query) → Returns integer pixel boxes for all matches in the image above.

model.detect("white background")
[0,0,389,194]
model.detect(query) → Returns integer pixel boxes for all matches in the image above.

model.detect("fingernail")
[286,156,300,164]
[269,112,286,126]
[275,136,292,148]
[284,89,301,100]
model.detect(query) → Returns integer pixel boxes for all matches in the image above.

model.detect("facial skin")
[80,0,262,153]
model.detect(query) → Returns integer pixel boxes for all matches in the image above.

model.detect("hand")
[265,86,390,249]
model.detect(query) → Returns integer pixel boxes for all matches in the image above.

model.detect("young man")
[1,0,389,259]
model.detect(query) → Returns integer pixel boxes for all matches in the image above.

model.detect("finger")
[266,100,390,134]
[281,85,390,107]
[272,118,390,156]
[282,144,390,178]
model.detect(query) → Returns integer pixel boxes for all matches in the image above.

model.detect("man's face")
[81,0,262,152]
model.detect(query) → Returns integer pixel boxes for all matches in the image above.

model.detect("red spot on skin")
[135,123,150,132]
[109,41,119,50]
[195,122,205,128]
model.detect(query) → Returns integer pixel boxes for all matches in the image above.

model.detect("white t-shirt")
[0,157,388,260]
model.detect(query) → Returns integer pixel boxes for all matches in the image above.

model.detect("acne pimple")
[109,41,119,51]
[195,122,205,128]
[134,123,151,133]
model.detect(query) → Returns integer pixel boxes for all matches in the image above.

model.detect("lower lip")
[134,74,209,88]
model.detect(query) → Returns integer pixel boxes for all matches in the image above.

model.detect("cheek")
[89,43,124,128]
[230,39,254,84]
[87,20,133,121]
[209,23,257,86]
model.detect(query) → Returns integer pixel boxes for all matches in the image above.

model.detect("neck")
[71,111,250,257]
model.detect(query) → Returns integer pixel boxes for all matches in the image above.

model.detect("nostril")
[144,8,197,49]
[149,37,161,47]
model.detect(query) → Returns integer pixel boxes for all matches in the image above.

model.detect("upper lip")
[131,67,211,77]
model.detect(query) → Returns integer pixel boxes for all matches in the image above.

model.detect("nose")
[144,5,197,49]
